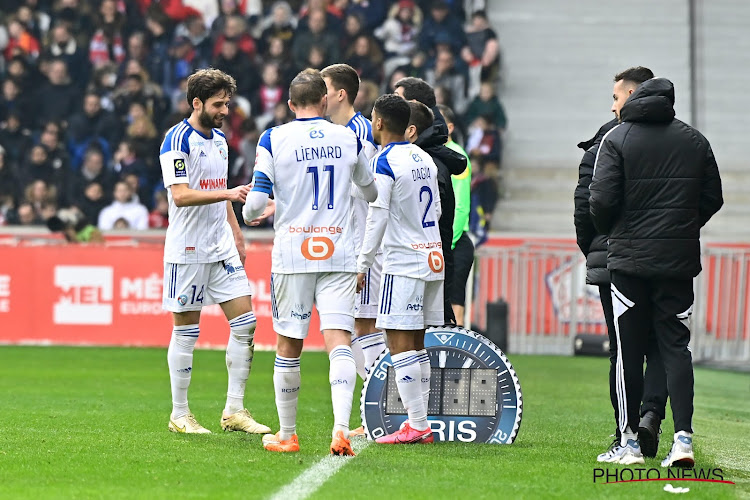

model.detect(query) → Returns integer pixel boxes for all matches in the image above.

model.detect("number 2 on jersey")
[419,186,435,228]
[306,165,334,210]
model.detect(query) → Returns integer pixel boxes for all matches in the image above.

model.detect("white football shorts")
[355,254,382,319]
[271,272,356,339]
[162,254,252,312]
[376,274,444,330]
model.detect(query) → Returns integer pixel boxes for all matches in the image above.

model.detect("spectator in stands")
[264,35,297,83]
[51,0,95,44]
[14,201,39,225]
[5,56,36,94]
[113,139,149,185]
[267,100,294,128]
[0,111,33,169]
[148,189,169,228]
[124,108,159,169]
[44,23,89,88]
[123,172,152,209]
[211,0,243,40]
[112,71,167,128]
[33,58,80,128]
[143,8,171,85]
[461,10,500,81]
[164,36,199,95]
[470,158,499,233]
[68,147,114,203]
[465,81,507,131]
[161,91,191,130]
[419,1,466,57]
[174,16,212,68]
[339,12,364,56]
[88,63,119,109]
[253,62,286,127]
[67,92,122,156]
[259,1,296,53]
[125,31,167,90]
[233,117,259,187]
[15,3,50,42]
[395,50,427,80]
[24,178,57,221]
[347,0,387,31]
[466,114,501,164]
[4,16,41,61]
[112,217,130,229]
[98,180,148,230]
[212,37,259,100]
[88,0,127,68]
[74,180,108,226]
[0,145,19,208]
[345,35,383,86]
[375,1,422,78]
[291,9,339,69]
[298,0,343,33]
[425,47,467,114]
[213,15,256,59]
[0,78,27,125]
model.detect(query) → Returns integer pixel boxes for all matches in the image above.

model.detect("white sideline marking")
[268,439,370,500]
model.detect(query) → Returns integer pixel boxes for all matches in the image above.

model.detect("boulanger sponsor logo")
[428,250,444,273]
[174,158,186,177]
[593,467,734,486]
[289,225,342,234]
[410,241,442,250]
[53,266,113,325]
[0,274,10,313]
[301,236,335,261]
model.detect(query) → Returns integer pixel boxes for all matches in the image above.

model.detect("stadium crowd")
[0,0,505,234]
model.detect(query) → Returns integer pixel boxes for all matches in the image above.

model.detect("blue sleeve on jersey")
[258,129,273,157]
[375,153,395,180]
[252,171,273,194]
[160,124,191,155]
[214,128,227,140]
[356,136,363,156]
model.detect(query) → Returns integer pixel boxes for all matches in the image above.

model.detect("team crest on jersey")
[218,147,228,160]
[174,159,187,177]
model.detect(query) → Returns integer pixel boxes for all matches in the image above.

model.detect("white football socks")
[360,331,386,373]
[167,324,199,419]
[274,355,301,440]
[350,335,367,380]
[224,312,256,415]
[621,426,638,446]
[416,349,431,413]
[329,345,357,437]
[392,350,428,431]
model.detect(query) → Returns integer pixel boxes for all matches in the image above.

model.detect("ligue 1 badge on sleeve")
[361,326,523,444]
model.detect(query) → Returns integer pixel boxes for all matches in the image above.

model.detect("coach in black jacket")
[575,117,667,457]
[589,76,723,466]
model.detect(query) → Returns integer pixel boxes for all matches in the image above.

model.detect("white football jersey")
[159,119,235,264]
[346,112,379,254]
[252,117,374,273]
[371,142,444,281]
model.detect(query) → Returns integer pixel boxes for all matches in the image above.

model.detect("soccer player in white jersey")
[358,94,444,444]
[242,69,377,455]
[321,64,385,432]
[159,69,270,435]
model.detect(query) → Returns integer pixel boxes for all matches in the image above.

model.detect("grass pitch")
[0,346,747,499]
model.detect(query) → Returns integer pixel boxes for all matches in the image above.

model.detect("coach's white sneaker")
[661,431,695,468]
[169,413,211,434]
[221,409,271,434]
[597,438,645,465]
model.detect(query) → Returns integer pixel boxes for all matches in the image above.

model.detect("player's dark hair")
[186,68,237,109]
[436,104,455,126]
[407,101,434,136]
[614,66,654,85]
[289,68,327,107]
[394,77,436,108]
[373,94,411,135]
[320,64,360,106]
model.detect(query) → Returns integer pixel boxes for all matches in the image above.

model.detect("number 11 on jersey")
[306,165,334,210]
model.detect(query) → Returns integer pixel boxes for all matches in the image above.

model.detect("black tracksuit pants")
[610,271,695,435]
[599,284,668,437]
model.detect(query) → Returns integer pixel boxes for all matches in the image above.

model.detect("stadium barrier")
[472,238,750,365]
[1,229,748,365]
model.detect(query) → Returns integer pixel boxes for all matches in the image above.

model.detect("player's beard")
[199,109,224,129]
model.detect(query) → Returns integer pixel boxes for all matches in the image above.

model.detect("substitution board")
[360,326,523,443]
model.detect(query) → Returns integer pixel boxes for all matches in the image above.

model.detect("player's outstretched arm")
[353,180,378,203]
[357,205,389,275]
[242,191,270,225]
[170,183,250,207]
